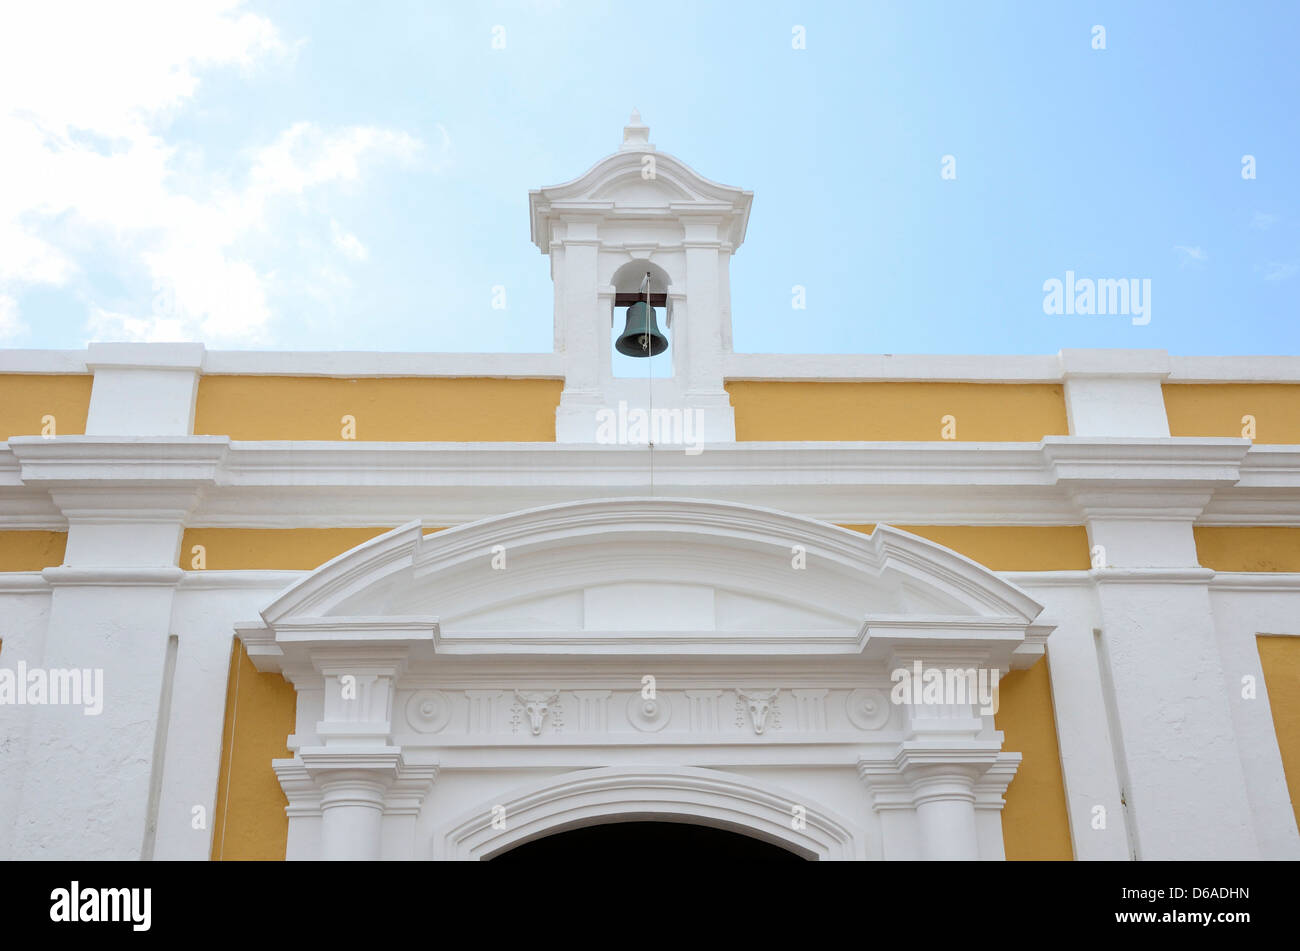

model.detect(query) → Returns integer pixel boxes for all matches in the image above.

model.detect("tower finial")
[620,109,652,150]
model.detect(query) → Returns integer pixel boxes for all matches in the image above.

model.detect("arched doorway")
[488,820,807,862]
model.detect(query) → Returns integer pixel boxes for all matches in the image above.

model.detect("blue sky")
[1,0,1296,355]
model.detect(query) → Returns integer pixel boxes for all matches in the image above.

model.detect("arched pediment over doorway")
[243,497,1049,667]
[245,498,1049,861]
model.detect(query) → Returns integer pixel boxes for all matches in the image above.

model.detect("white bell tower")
[529,111,753,443]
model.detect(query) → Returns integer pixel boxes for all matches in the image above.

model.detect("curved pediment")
[589,170,693,203]
[250,498,1048,663]
[529,149,753,252]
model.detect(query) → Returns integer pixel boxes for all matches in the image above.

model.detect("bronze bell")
[615,301,668,357]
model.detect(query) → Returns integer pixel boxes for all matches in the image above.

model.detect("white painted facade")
[1,116,1297,861]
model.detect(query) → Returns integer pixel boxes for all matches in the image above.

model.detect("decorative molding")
[0,572,51,594]
[177,569,305,590]
[1208,572,1300,592]
[7,435,230,486]
[735,688,781,734]
[405,690,452,734]
[573,690,611,731]
[972,754,1023,812]
[276,750,439,818]
[465,690,501,733]
[249,499,1049,664]
[436,766,864,860]
[857,742,1008,812]
[511,690,561,736]
[529,148,752,255]
[792,688,828,731]
[5,436,1296,529]
[685,690,722,732]
[845,688,891,731]
[41,566,184,587]
[627,693,671,732]
[385,763,441,816]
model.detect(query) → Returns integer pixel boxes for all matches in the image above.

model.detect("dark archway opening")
[488,821,808,862]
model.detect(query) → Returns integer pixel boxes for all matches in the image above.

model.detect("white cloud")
[252,123,422,197]
[1174,245,1207,266]
[0,1,422,346]
[331,219,370,262]
[1251,211,1278,230]
[0,293,25,341]
[1262,261,1298,282]
[0,1,285,142]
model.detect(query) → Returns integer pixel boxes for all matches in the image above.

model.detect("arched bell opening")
[610,259,673,379]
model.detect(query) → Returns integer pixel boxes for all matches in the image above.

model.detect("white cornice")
[1042,436,1250,486]
[4,346,1300,381]
[7,436,229,485]
[85,342,205,371]
[200,351,566,378]
[1233,446,1300,487]
[2,437,1298,529]
[0,350,91,373]
[1168,355,1300,382]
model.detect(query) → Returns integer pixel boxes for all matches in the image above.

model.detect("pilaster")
[1046,437,1261,858]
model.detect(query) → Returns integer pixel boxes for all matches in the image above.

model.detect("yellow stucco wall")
[180,527,398,570]
[995,655,1075,859]
[841,524,1091,571]
[726,381,1069,441]
[1257,636,1300,835]
[0,374,92,440]
[210,638,297,861]
[1164,384,1300,443]
[193,375,563,441]
[0,531,68,571]
[1194,527,1300,572]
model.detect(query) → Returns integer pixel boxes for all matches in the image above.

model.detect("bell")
[615,301,668,357]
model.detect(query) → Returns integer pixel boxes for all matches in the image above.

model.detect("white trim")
[177,569,306,590]
[1169,356,1300,382]
[435,765,865,860]
[86,342,205,371]
[0,572,52,594]
[5,347,1300,382]
[200,351,567,378]
[6,436,1295,529]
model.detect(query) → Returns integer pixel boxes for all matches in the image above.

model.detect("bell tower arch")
[529,111,753,443]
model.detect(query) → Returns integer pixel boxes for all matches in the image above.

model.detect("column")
[280,640,437,860]
[860,744,1007,860]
